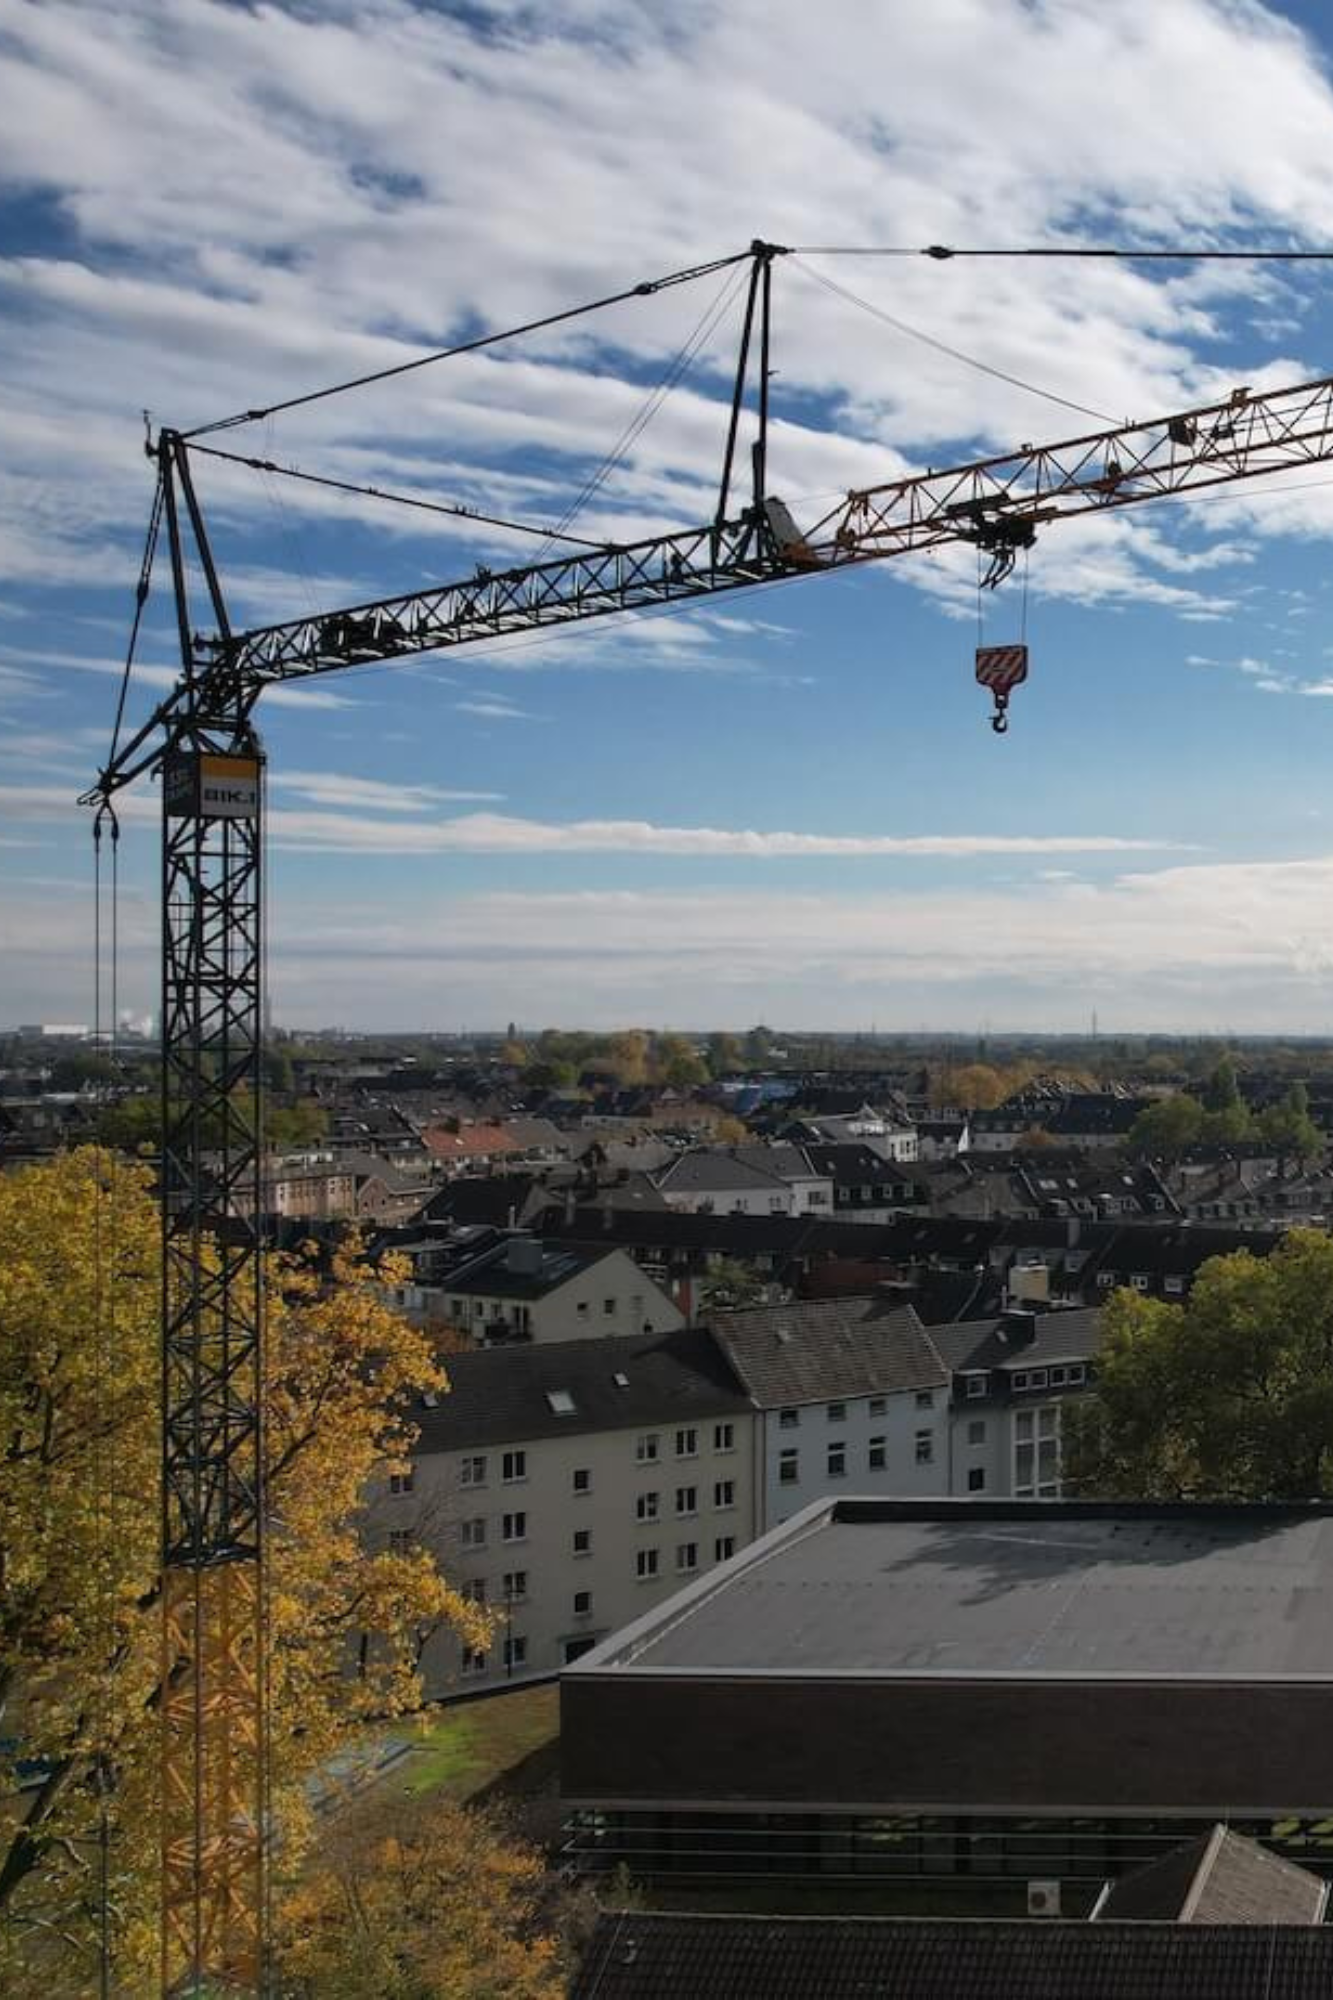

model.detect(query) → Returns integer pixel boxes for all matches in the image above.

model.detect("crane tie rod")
[186,440,620,550]
[791,244,1333,259]
[179,245,771,441]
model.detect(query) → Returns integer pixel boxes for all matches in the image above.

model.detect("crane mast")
[81,242,1333,1995]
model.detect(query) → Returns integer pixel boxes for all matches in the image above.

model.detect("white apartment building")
[379,1327,757,1694]
[655,1149,833,1218]
[710,1300,952,1531]
[931,1306,1102,1500]
[428,1236,684,1344]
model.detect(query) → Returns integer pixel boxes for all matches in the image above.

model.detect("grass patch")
[389,1685,560,1805]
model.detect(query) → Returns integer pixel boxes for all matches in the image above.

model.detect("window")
[460,1518,486,1549]
[1028,1369,1048,1390]
[460,1454,487,1486]
[779,1449,799,1485]
[675,1428,698,1458]
[1067,1363,1086,1385]
[462,1578,487,1605]
[603,1297,616,1315]
[827,1442,847,1479]
[965,1374,988,1399]
[636,1491,660,1522]
[572,1467,591,1495]
[461,1647,487,1676]
[715,1536,736,1563]
[502,1450,527,1483]
[572,1528,591,1556]
[573,1589,592,1617]
[502,1512,527,1542]
[636,1548,659,1580]
[915,1430,934,1465]
[675,1485,698,1516]
[915,1390,935,1411]
[1164,1276,1185,1296]
[503,1635,527,1670]
[576,1300,590,1320]
[778,1408,800,1430]
[714,1479,735,1509]
[967,1466,986,1492]
[388,1528,413,1555]
[868,1396,887,1417]
[502,1570,527,1602]
[826,1401,847,1423]
[714,1421,735,1452]
[1131,1274,1149,1292]
[868,1435,886,1471]
[546,1388,576,1415]
[967,1419,987,1446]
[637,1433,660,1464]
[389,1468,415,1496]
[676,1542,699,1573]
[1012,1372,1029,1392]
[1049,1366,1066,1387]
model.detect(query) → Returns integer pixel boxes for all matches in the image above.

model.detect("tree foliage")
[1065,1230,1333,1501]
[277,1797,563,1999]
[0,1151,485,1994]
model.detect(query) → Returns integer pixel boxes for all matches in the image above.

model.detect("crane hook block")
[975,643,1028,735]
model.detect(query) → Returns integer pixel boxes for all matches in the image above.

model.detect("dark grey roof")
[800,1141,905,1183]
[658,1150,791,1194]
[927,1307,1103,1374]
[415,1326,751,1451]
[583,1500,1333,1679]
[438,1237,614,1300]
[571,1911,1333,2000]
[711,1300,947,1407]
[1097,1826,1328,1925]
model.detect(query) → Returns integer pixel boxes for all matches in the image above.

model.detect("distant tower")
[1091,1008,1099,1040]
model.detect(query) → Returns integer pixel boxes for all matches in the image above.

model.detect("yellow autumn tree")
[0,1149,486,1996]
[277,1796,563,1999]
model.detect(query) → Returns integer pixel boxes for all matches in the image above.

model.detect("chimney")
[999,1308,1038,1348]
[505,1235,543,1276]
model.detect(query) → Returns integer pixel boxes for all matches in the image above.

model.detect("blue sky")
[12,1,1333,1031]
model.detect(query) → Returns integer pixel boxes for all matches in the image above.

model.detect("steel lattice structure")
[81,242,1333,1995]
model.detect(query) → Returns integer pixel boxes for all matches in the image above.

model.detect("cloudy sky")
[11,0,1333,1033]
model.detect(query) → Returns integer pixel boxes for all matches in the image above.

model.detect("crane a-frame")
[81,239,1333,1993]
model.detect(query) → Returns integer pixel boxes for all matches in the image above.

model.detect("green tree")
[1256,1083,1322,1163]
[654,1035,707,1089]
[697,1257,769,1313]
[1065,1230,1333,1501]
[1125,1093,1205,1159]
[706,1032,745,1077]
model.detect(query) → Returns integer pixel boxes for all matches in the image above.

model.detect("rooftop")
[570,1912,1333,2000]
[711,1299,948,1406]
[580,1499,1333,1681]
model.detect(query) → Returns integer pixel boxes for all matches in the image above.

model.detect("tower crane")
[80,238,1333,1994]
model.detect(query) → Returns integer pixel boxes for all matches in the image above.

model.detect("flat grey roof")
[588,1501,1333,1681]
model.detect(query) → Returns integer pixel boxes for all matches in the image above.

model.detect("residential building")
[931,1306,1103,1499]
[432,1235,685,1344]
[709,1299,950,1529]
[378,1327,755,1693]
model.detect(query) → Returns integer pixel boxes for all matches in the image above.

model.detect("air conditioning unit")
[1027,1879,1062,1918]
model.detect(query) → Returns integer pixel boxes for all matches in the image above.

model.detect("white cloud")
[273,769,504,811]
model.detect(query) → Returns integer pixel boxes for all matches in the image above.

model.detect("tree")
[1256,1083,1322,1164]
[938,1063,1007,1111]
[277,1796,563,1998]
[653,1035,707,1089]
[0,1151,485,1993]
[1065,1229,1333,1502]
[697,1257,769,1313]
[1125,1093,1205,1159]
[706,1032,744,1077]
[1203,1053,1243,1115]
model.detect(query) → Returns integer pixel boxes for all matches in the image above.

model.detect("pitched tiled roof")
[571,1912,1333,1999]
[658,1150,793,1194]
[711,1299,948,1406]
[413,1326,751,1451]
[927,1306,1103,1374]
[1097,1825,1328,1925]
